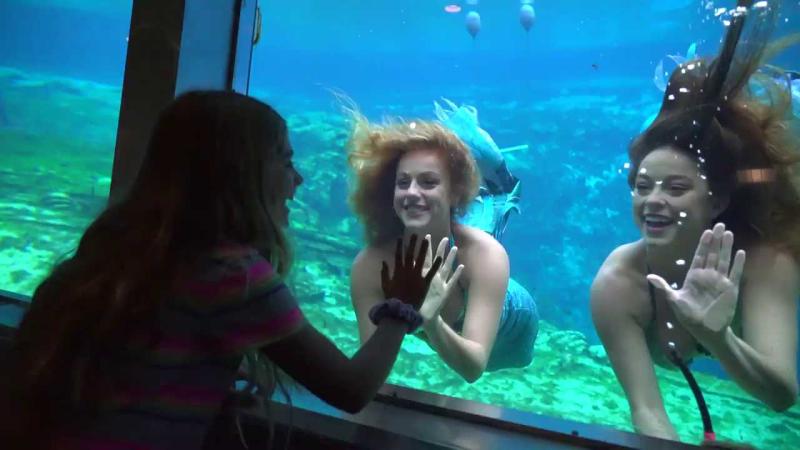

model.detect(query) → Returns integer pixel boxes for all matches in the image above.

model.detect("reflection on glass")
[0,1,133,297]
[249,0,800,447]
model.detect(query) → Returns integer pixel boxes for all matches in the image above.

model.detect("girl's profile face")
[393,148,452,230]
[265,136,303,226]
[632,146,725,248]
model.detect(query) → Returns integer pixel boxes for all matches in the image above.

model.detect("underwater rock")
[292,227,359,254]
[40,192,77,210]
[303,290,328,304]
[92,176,112,197]
[767,422,790,434]
[544,328,589,356]
[405,336,437,356]
[335,217,354,234]
[588,344,607,362]
[10,269,29,285]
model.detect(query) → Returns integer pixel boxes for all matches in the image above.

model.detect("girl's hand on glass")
[647,223,746,336]
[418,235,464,325]
[381,234,443,310]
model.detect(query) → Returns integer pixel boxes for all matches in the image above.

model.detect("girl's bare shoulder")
[593,241,647,299]
[455,225,507,260]
[599,241,644,276]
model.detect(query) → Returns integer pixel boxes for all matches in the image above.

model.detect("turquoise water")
[1,0,800,448]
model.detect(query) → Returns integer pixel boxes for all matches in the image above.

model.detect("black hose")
[670,348,715,441]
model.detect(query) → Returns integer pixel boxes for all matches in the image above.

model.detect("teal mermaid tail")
[434,98,522,195]
[460,181,521,243]
[487,277,538,371]
[433,98,523,241]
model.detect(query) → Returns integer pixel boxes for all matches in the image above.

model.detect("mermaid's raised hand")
[647,223,746,335]
[418,235,464,325]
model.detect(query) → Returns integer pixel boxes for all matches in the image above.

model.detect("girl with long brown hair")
[0,90,441,449]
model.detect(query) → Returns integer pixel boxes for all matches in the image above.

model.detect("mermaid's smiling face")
[632,146,727,248]
[394,148,452,231]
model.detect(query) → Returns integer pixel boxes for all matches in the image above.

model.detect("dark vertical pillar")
[109,0,186,205]
[109,0,255,205]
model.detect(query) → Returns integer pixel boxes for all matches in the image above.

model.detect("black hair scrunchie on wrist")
[368,298,424,334]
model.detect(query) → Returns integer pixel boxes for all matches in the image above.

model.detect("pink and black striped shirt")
[61,244,305,449]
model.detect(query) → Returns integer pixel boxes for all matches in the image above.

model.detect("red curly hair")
[347,113,480,246]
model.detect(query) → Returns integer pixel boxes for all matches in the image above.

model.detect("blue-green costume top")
[451,275,539,371]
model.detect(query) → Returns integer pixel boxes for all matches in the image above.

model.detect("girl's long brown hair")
[1,91,292,448]
[628,1,800,257]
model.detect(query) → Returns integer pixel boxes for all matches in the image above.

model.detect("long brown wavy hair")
[1,91,293,448]
[628,1,800,258]
[347,111,480,246]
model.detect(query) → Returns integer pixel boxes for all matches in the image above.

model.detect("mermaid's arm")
[422,234,507,383]
[590,249,678,440]
[697,244,799,411]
